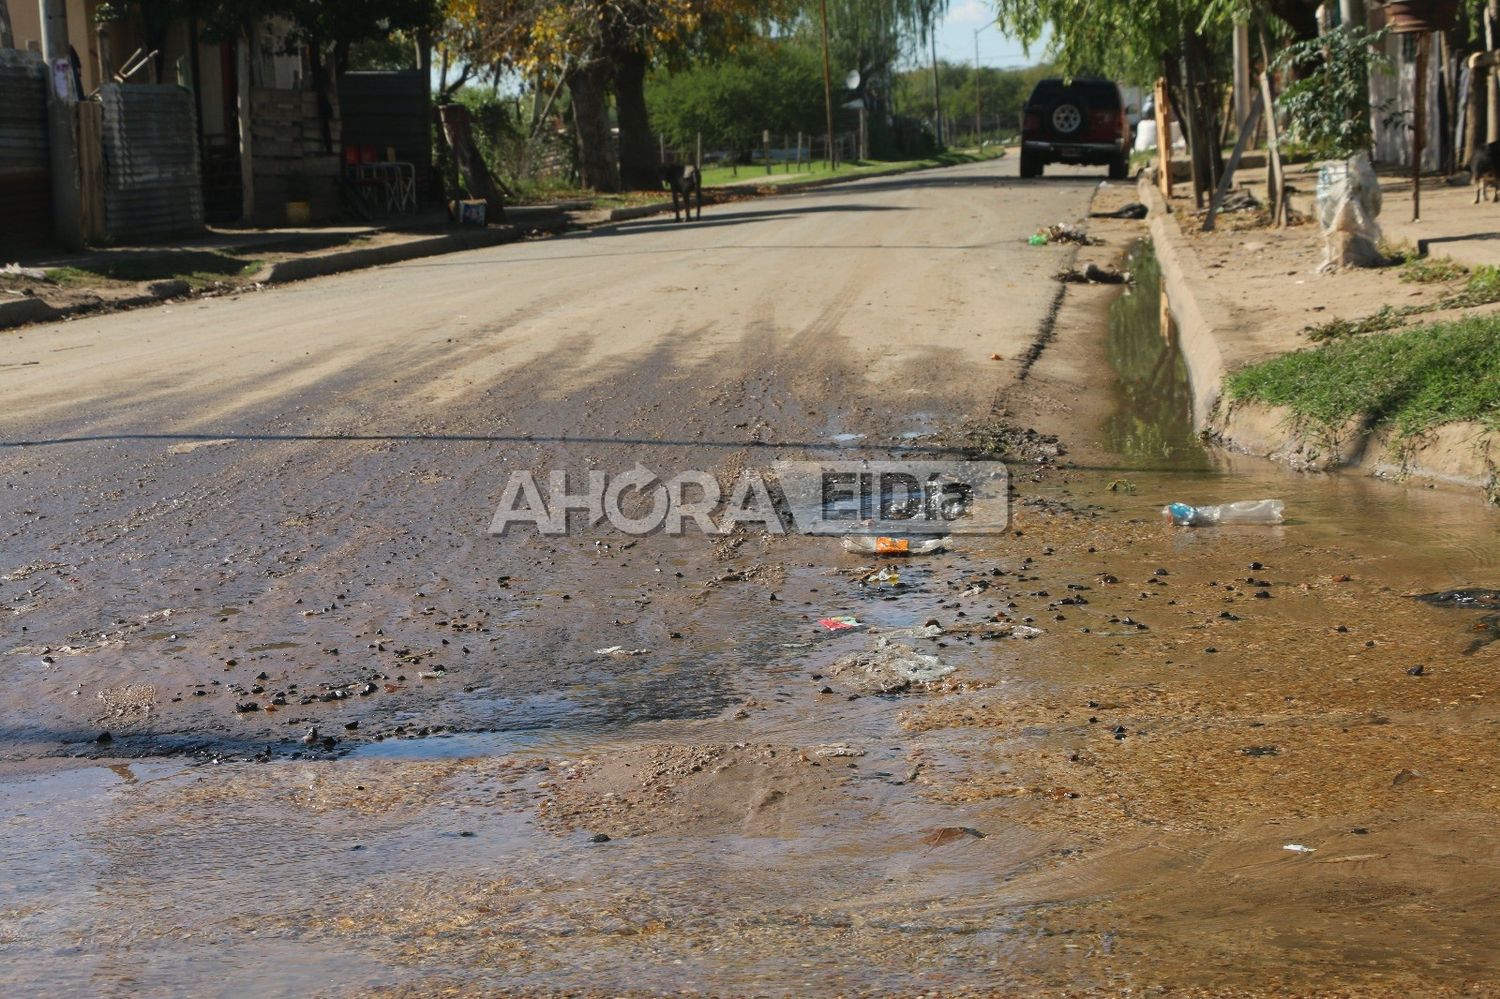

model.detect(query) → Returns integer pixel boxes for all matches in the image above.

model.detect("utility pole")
[819,0,836,169]
[1232,22,1250,135]
[973,28,981,145]
[39,0,84,250]
[930,25,943,147]
[1490,1,1500,143]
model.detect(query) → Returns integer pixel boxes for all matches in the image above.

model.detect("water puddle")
[1102,242,1212,471]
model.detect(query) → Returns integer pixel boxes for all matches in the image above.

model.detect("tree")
[647,43,827,157]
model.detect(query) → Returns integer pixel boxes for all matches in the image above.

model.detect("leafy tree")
[647,43,828,157]
[895,60,1054,142]
[1276,26,1390,160]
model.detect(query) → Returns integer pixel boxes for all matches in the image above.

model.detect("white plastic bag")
[1314,154,1384,272]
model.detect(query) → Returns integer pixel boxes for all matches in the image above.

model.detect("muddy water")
[6,260,1500,995]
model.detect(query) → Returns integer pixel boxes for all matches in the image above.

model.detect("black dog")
[658,163,702,221]
[1473,140,1500,203]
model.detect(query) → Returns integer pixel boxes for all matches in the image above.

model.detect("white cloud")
[946,0,993,26]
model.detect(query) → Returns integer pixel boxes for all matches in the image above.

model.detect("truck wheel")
[1021,150,1043,178]
[1108,152,1129,180]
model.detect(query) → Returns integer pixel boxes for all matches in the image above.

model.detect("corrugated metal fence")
[99,83,204,241]
[340,71,432,202]
[0,50,54,251]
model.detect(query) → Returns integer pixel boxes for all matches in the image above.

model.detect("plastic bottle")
[1162,500,1284,526]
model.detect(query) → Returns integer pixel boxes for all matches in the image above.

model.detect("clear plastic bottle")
[1162,500,1284,526]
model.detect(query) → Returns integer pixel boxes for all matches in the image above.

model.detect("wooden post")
[237,33,255,223]
[1466,53,1485,173]
[1258,71,1286,228]
[76,101,105,242]
[763,129,771,174]
[1154,77,1173,199]
[1204,87,1264,232]
[1414,32,1427,221]
[695,132,702,171]
[819,0,835,171]
[1159,285,1173,345]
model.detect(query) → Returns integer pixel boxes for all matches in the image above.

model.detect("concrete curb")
[606,155,1010,223]
[0,297,61,328]
[608,202,675,222]
[254,225,524,284]
[1141,175,1500,499]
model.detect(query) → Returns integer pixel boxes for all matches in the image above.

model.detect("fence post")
[763,129,771,174]
[695,132,702,171]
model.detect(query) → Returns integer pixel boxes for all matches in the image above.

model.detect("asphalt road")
[0,157,1101,759]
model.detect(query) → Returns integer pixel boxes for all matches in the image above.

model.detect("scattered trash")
[1411,588,1500,654]
[860,566,901,587]
[1058,263,1130,285]
[1010,625,1044,639]
[1,262,49,281]
[1414,588,1500,609]
[1031,223,1100,246]
[1219,189,1261,213]
[1106,478,1136,493]
[1162,500,1285,526]
[1315,155,1384,271]
[1089,202,1148,220]
[1283,843,1316,854]
[818,616,861,632]
[920,826,985,846]
[826,637,954,694]
[841,535,950,556]
[594,646,649,656]
[813,744,866,758]
[989,352,1003,361]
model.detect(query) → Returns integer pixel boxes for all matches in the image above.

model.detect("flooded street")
[4,160,1500,996]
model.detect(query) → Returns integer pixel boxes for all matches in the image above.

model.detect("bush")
[646,44,829,158]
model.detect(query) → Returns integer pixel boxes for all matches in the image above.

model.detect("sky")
[930,0,1050,70]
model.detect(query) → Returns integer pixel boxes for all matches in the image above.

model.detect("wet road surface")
[4,160,1500,996]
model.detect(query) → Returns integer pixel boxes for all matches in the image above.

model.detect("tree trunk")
[612,48,657,189]
[569,60,618,192]
[440,103,506,219]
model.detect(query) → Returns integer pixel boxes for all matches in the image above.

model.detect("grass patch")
[1399,251,1468,284]
[698,147,1002,189]
[1227,312,1500,443]
[1304,264,1500,341]
[48,250,263,288]
[513,148,1005,208]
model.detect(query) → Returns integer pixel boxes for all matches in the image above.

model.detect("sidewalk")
[1141,161,1500,496]
[1379,170,1500,269]
[0,203,579,330]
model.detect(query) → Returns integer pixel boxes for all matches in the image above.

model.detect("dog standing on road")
[1474,140,1500,203]
[658,163,702,222]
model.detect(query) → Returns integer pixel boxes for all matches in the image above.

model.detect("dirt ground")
[3,159,1500,997]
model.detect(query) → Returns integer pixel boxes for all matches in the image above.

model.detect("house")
[1,0,431,248]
